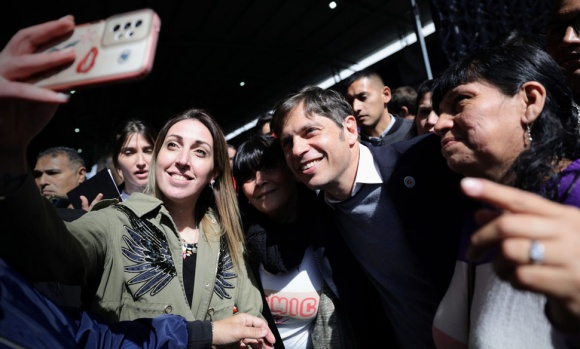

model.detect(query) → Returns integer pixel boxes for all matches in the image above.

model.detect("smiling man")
[271,85,471,348]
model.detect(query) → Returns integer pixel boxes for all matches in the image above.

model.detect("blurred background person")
[33,146,87,207]
[227,143,237,169]
[389,85,418,121]
[542,0,580,100]
[110,119,158,201]
[256,110,274,136]
[343,68,414,147]
[414,79,439,136]
[31,147,90,305]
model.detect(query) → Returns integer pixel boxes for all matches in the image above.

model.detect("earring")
[526,123,533,143]
[209,179,215,190]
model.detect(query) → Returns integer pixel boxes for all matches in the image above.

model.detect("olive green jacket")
[1,175,263,323]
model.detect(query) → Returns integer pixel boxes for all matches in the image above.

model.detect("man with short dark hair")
[389,85,418,120]
[33,146,86,206]
[343,69,414,146]
[256,110,274,135]
[31,146,88,305]
[544,0,580,99]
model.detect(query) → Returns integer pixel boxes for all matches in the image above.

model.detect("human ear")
[78,167,87,183]
[382,86,392,104]
[520,81,546,125]
[210,169,221,185]
[344,115,359,145]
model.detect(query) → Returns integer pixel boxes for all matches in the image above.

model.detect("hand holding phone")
[30,9,161,91]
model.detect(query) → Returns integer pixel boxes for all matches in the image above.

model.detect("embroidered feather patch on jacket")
[116,205,176,298]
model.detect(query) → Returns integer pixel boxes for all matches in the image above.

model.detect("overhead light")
[74,128,80,133]
[225,21,436,140]
[240,81,245,86]
[329,2,337,9]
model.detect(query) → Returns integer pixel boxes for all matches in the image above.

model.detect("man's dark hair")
[255,110,274,134]
[389,85,418,116]
[37,146,85,169]
[271,86,353,138]
[341,68,385,93]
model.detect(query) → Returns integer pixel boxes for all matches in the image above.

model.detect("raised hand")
[0,15,76,175]
[462,177,580,333]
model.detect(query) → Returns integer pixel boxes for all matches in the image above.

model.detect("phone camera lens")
[135,20,143,27]
[115,32,123,40]
[128,31,134,37]
[113,24,121,32]
[124,22,132,30]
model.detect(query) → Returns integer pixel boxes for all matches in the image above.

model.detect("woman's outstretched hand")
[0,15,76,174]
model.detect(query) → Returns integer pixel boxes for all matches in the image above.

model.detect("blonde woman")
[0,15,274,348]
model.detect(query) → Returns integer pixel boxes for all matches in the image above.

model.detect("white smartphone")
[30,8,161,91]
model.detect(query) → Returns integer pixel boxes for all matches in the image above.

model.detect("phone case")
[67,168,122,209]
[32,8,161,91]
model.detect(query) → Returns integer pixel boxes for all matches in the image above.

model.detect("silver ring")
[529,240,545,264]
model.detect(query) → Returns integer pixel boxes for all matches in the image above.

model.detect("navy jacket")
[0,258,194,349]
[330,134,476,348]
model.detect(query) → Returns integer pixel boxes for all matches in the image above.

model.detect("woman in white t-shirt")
[233,134,387,349]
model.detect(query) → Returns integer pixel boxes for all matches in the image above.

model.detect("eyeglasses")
[539,17,580,46]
